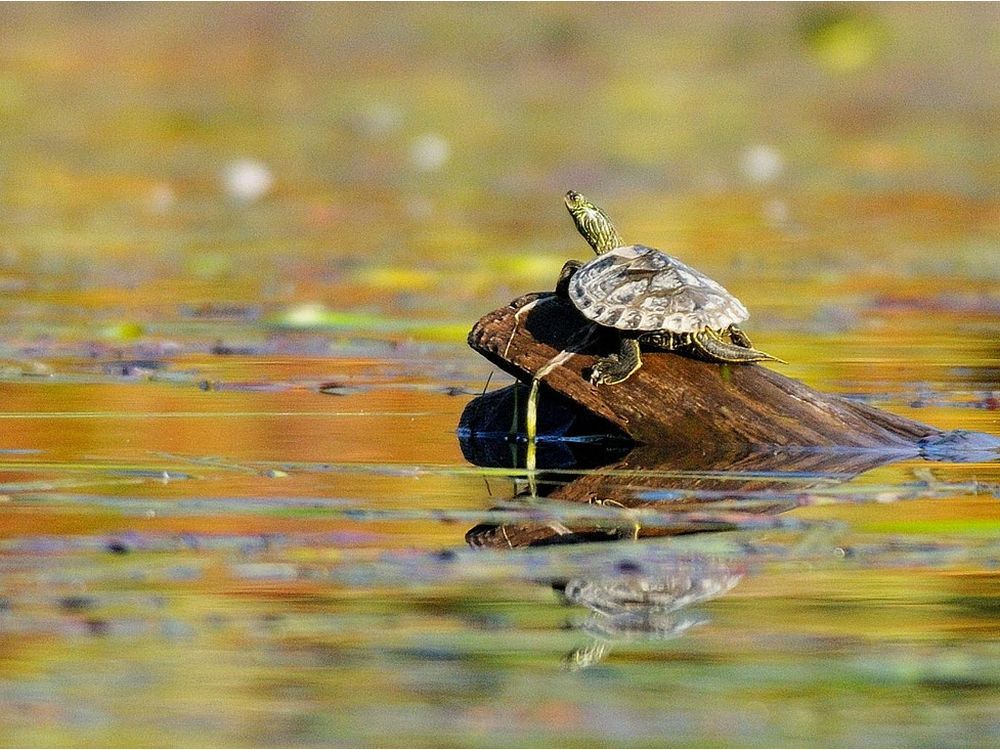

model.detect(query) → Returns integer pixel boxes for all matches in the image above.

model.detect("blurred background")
[0,3,994,298]
[0,3,997,748]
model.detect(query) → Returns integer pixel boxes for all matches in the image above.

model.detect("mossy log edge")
[468,292,940,450]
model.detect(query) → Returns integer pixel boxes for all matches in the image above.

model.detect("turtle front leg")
[555,260,583,299]
[692,328,783,364]
[727,325,753,349]
[590,336,643,386]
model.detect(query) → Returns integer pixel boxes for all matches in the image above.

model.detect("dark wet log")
[469,292,942,450]
[457,383,630,470]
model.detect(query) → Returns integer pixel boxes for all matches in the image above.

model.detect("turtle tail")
[691,329,785,364]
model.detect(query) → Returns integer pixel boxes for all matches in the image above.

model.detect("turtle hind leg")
[555,260,582,299]
[692,329,785,364]
[590,337,642,386]
[727,324,753,348]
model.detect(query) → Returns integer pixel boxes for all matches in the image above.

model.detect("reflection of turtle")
[559,556,744,669]
[557,191,781,385]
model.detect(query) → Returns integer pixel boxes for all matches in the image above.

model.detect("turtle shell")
[568,244,749,333]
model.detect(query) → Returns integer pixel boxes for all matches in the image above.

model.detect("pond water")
[0,5,997,748]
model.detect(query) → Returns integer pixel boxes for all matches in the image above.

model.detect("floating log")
[462,295,998,549]
[469,292,943,450]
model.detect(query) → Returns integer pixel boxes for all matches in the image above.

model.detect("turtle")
[556,190,780,386]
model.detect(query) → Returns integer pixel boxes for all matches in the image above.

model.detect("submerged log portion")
[469,292,941,450]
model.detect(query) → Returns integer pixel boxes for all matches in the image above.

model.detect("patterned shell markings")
[568,245,749,333]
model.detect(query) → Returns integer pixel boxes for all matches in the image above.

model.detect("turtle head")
[564,190,625,255]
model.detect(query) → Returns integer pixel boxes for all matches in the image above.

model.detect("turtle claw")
[589,338,643,386]
[589,356,621,386]
[727,325,753,349]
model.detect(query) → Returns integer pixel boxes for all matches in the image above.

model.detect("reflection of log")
[465,441,902,549]
[547,443,899,508]
[469,293,941,449]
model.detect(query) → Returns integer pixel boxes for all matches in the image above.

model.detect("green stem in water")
[525,377,540,495]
